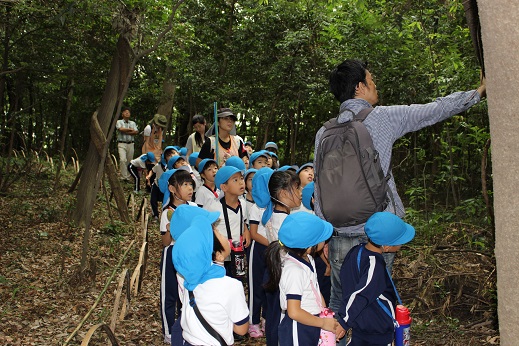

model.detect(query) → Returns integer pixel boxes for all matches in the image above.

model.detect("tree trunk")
[478,1,518,344]
[54,79,74,189]
[157,65,176,140]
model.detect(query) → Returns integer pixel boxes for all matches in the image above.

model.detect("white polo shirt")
[279,252,322,315]
[265,210,288,243]
[179,276,249,345]
[195,185,220,208]
[248,204,267,238]
[205,198,243,243]
[243,196,255,226]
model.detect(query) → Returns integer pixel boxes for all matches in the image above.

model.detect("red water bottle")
[395,305,411,346]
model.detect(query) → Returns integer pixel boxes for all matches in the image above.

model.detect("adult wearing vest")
[185,114,207,166]
[142,113,167,159]
[313,59,486,346]
[116,107,139,181]
[196,108,247,168]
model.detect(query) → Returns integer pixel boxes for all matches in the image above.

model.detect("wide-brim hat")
[153,114,168,128]
[278,212,333,249]
[364,212,415,246]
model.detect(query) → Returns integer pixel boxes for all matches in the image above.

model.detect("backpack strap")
[188,290,227,346]
[220,197,243,240]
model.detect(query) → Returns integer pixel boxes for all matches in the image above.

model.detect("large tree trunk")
[477,1,518,344]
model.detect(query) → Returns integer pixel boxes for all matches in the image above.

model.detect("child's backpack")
[314,108,390,227]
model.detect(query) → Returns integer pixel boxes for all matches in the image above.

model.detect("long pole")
[214,102,219,166]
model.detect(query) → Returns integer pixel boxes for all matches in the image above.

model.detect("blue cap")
[158,167,191,207]
[265,142,278,150]
[297,162,313,174]
[198,158,217,174]
[244,168,258,181]
[277,165,298,172]
[270,152,278,159]
[249,151,269,168]
[302,181,314,210]
[214,166,242,189]
[172,216,226,291]
[188,152,199,167]
[364,212,415,246]
[278,213,333,249]
[161,146,177,165]
[168,155,186,170]
[141,152,156,163]
[170,204,220,241]
[225,156,246,172]
[251,167,275,224]
[180,147,187,156]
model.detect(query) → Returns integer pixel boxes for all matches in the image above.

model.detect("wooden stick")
[63,239,135,345]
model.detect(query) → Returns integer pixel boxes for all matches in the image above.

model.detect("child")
[148,146,176,220]
[205,166,251,279]
[292,163,314,214]
[173,211,249,345]
[157,169,198,344]
[265,212,337,345]
[300,181,332,307]
[335,212,415,345]
[168,155,188,170]
[128,152,156,193]
[195,158,220,208]
[243,168,257,228]
[249,151,269,170]
[251,167,302,346]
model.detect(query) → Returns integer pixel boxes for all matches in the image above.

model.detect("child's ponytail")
[264,241,282,292]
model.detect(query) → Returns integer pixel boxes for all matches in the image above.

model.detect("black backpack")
[314,108,391,227]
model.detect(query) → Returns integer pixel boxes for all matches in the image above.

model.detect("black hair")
[200,162,218,183]
[269,170,301,207]
[368,238,382,248]
[163,148,175,159]
[329,59,368,103]
[167,170,195,205]
[264,242,318,292]
[212,228,226,261]
[121,106,130,113]
[192,114,206,148]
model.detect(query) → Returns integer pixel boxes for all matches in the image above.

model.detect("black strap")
[220,197,243,240]
[188,291,227,346]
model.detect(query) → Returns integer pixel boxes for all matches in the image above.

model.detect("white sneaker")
[163,334,171,344]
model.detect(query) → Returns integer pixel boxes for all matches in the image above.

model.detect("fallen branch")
[63,239,136,345]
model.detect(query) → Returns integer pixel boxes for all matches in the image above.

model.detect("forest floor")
[0,164,499,345]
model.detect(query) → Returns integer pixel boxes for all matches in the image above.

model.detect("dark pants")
[347,331,392,346]
[248,241,267,324]
[128,163,141,192]
[150,183,164,217]
[278,313,320,346]
[160,245,179,337]
[264,270,281,346]
[315,255,331,307]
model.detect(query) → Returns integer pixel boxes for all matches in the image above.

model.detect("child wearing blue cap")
[128,152,156,193]
[147,146,176,220]
[265,212,337,345]
[168,155,188,170]
[335,212,415,345]
[249,151,269,169]
[195,158,220,208]
[205,166,251,279]
[251,168,302,346]
[173,212,249,345]
[158,169,198,344]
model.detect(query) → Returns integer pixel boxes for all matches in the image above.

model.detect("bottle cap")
[395,305,412,325]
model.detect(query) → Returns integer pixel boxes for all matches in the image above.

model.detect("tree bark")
[478,1,518,344]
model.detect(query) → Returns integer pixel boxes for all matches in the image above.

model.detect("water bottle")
[395,305,411,346]
[318,308,336,346]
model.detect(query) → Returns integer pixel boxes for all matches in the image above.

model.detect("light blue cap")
[244,168,258,181]
[168,155,186,170]
[161,146,177,165]
[198,158,217,174]
[364,212,415,246]
[214,166,242,189]
[170,204,220,241]
[188,152,199,167]
[297,162,313,174]
[225,156,246,172]
[278,165,298,172]
[180,147,188,156]
[302,181,314,210]
[141,152,156,163]
[251,167,275,224]
[278,212,333,249]
[249,151,269,168]
[172,216,225,291]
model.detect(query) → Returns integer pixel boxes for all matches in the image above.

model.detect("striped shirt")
[116,119,138,142]
[314,90,482,235]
